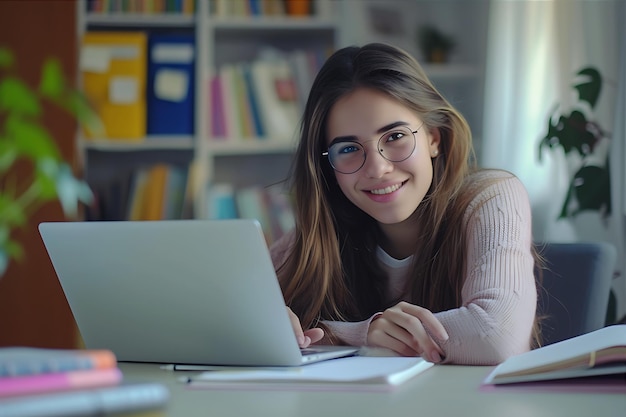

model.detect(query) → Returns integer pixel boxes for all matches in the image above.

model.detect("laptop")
[38,219,358,367]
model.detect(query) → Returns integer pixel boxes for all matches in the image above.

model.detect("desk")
[119,363,625,417]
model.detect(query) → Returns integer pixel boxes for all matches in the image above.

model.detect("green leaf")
[0,250,7,277]
[59,90,105,136]
[559,110,597,156]
[574,67,602,109]
[558,181,575,219]
[572,165,611,217]
[5,114,61,160]
[0,47,14,68]
[39,58,65,99]
[35,160,94,216]
[0,77,41,116]
[55,171,94,217]
[0,140,18,171]
[35,157,63,199]
[0,193,27,228]
[541,110,598,158]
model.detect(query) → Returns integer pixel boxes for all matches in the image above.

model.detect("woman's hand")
[367,301,448,363]
[286,307,325,348]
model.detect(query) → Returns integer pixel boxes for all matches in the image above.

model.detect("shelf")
[422,64,481,79]
[208,16,336,31]
[85,13,196,27]
[207,140,296,156]
[79,136,195,151]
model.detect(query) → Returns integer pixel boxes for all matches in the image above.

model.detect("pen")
[160,364,303,372]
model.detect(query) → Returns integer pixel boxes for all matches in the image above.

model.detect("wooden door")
[0,0,80,348]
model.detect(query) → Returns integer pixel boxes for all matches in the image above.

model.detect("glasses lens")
[378,126,416,162]
[328,141,365,174]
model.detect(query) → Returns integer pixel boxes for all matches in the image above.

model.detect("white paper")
[152,44,194,64]
[109,76,138,104]
[80,46,110,73]
[154,69,188,102]
[189,356,432,385]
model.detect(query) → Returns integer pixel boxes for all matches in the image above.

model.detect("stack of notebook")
[0,347,169,417]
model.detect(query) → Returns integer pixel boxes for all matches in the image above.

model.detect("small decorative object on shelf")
[285,0,312,16]
[417,24,456,64]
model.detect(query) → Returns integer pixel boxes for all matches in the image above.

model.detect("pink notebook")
[0,367,122,398]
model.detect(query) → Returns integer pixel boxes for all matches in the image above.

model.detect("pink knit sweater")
[270,170,537,365]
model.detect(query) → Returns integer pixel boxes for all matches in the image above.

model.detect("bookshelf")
[76,0,339,243]
[76,0,489,239]
[338,0,489,159]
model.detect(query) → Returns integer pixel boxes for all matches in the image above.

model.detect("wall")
[0,0,79,348]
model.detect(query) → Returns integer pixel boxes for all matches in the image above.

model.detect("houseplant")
[538,66,611,220]
[417,25,456,63]
[537,66,616,324]
[0,46,101,276]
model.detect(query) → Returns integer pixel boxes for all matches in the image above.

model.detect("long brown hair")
[275,43,539,345]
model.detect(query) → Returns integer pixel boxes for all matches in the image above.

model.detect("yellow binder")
[81,32,147,140]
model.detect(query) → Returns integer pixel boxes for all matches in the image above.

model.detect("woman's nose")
[362,146,394,178]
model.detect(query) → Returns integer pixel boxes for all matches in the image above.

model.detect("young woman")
[270,43,539,365]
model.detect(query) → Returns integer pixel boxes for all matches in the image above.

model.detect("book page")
[189,356,432,385]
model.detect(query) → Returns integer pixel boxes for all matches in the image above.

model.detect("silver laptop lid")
[39,219,306,366]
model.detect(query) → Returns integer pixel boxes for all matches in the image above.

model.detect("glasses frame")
[321,124,423,174]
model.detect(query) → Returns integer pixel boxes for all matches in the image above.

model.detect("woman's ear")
[428,128,441,158]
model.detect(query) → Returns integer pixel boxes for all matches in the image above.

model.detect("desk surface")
[120,362,625,417]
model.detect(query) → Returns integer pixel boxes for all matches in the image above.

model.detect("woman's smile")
[369,181,406,195]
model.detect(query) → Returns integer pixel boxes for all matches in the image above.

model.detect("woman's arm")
[434,172,537,365]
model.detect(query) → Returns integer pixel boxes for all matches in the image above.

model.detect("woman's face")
[325,87,440,225]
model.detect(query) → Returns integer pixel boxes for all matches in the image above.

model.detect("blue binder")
[147,33,195,135]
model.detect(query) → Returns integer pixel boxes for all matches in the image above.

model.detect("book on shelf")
[209,74,227,138]
[147,33,195,135]
[126,164,190,221]
[209,47,327,143]
[0,382,169,417]
[249,52,300,142]
[211,0,289,17]
[207,183,294,244]
[217,63,243,140]
[184,356,433,392]
[87,0,195,14]
[80,31,148,140]
[207,183,238,220]
[483,324,626,386]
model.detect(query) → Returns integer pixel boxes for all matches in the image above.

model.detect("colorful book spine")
[0,368,122,398]
[0,348,117,378]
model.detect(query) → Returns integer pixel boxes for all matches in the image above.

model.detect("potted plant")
[417,25,456,63]
[537,66,616,324]
[0,46,101,277]
[538,66,611,221]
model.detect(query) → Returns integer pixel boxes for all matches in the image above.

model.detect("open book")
[484,325,626,385]
[183,356,433,392]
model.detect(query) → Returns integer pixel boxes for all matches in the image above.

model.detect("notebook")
[38,220,358,367]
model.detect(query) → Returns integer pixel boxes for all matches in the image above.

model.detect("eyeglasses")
[322,124,422,174]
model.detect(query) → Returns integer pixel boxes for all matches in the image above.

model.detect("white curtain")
[482,0,624,319]
[609,1,626,322]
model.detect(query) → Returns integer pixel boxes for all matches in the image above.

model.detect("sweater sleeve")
[434,173,537,365]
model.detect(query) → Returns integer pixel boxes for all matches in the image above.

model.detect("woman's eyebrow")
[328,135,358,147]
[377,121,410,134]
[328,121,411,147]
